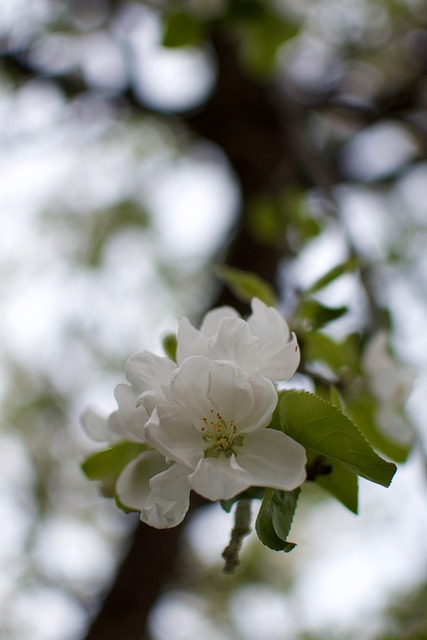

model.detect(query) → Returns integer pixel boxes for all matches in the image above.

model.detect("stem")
[222,499,252,575]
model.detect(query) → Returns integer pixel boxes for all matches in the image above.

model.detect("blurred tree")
[1,1,427,639]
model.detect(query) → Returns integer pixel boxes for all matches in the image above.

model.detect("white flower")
[82,302,306,529]
[363,331,414,445]
[142,356,307,501]
[176,297,300,382]
[81,357,192,529]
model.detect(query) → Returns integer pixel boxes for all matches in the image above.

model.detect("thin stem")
[222,499,252,575]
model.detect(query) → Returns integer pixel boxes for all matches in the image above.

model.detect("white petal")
[110,384,148,442]
[144,406,203,468]
[200,306,240,337]
[208,318,259,374]
[117,453,190,528]
[169,356,212,418]
[257,333,301,381]
[176,317,209,364]
[141,463,191,528]
[206,359,255,424]
[125,351,175,394]
[237,374,277,433]
[80,408,120,443]
[248,298,290,344]
[237,429,307,491]
[116,451,169,510]
[188,455,251,500]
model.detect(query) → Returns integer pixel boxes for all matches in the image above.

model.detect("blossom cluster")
[82,298,307,528]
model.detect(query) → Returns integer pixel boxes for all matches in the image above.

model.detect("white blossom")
[81,356,192,529]
[142,356,307,501]
[363,331,414,445]
[176,297,300,381]
[81,300,307,529]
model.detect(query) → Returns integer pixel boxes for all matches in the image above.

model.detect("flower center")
[200,409,244,459]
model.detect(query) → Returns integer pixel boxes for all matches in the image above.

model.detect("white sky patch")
[115,6,216,112]
[146,154,238,260]
[341,121,417,182]
[337,185,395,261]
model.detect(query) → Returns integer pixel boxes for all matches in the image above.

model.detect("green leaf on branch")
[81,442,147,482]
[255,488,299,552]
[216,265,277,307]
[297,299,349,330]
[305,258,359,295]
[279,391,396,487]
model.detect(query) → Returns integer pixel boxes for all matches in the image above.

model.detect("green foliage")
[162,333,178,362]
[305,258,360,295]
[348,392,412,463]
[255,487,299,552]
[81,441,147,496]
[162,10,205,47]
[303,332,361,375]
[297,299,349,331]
[247,194,285,245]
[233,6,300,76]
[216,265,277,307]
[312,455,359,513]
[279,390,396,487]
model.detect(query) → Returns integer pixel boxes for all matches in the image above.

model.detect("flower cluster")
[82,298,307,528]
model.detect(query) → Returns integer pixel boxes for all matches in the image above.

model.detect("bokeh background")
[1,1,427,639]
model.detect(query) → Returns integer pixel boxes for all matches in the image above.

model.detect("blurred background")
[1,1,427,638]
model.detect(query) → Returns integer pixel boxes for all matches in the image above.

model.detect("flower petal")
[117,452,190,528]
[208,318,259,375]
[257,333,301,381]
[81,408,120,443]
[144,405,203,468]
[200,306,240,337]
[248,298,290,344]
[125,351,175,395]
[237,374,277,433]
[141,463,191,528]
[169,356,212,418]
[206,359,255,425]
[236,428,307,491]
[110,384,148,442]
[176,317,209,364]
[188,454,251,500]
[116,451,169,510]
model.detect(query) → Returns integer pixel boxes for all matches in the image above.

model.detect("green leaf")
[216,265,277,307]
[297,299,349,330]
[305,258,359,295]
[303,332,360,374]
[237,11,299,76]
[313,456,359,513]
[162,333,177,362]
[255,488,299,552]
[162,11,204,47]
[81,441,147,482]
[279,391,396,487]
